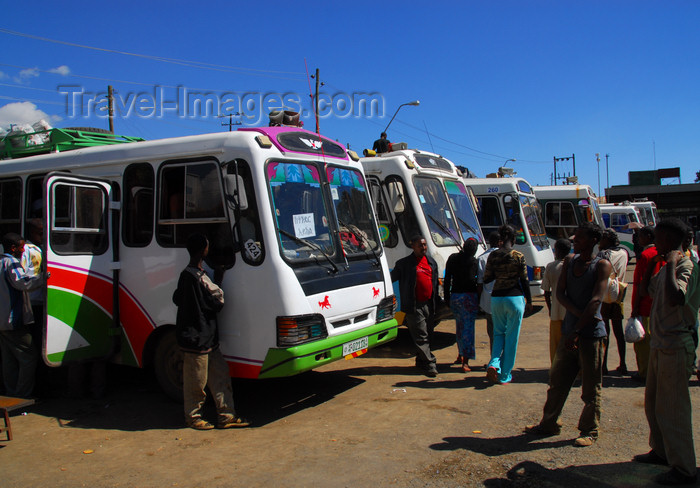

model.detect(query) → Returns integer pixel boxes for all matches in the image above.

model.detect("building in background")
[605,167,700,230]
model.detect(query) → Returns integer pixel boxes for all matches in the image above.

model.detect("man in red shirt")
[631,226,663,381]
[391,235,440,377]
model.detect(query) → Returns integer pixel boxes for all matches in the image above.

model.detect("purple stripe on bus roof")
[239,126,348,160]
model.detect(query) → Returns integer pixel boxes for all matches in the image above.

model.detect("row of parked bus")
[0,119,656,398]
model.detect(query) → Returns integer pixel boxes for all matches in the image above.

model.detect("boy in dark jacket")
[173,233,249,430]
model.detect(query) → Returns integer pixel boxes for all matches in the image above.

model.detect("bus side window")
[25,174,46,219]
[477,195,501,235]
[0,178,22,241]
[157,160,235,268]
[386,176,419,247]
[227,160,265,265]
[123,163,154,247]
[368,177,398,248]
[51,183,109,255]
[545,202,559,226]
[559,202,577,238]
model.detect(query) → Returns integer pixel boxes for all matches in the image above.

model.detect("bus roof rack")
[1,127,144,160]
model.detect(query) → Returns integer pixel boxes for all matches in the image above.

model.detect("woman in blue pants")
[482,225,533,384]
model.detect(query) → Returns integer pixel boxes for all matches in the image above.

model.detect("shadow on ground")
[431,434,573,456]
[24,365,364,431]
[363,327,456,360]
[430,435,667,487]
[482,460,664,487]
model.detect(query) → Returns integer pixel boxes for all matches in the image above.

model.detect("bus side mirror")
[225,174,248,211]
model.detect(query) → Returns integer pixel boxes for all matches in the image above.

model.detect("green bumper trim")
[258,319,398,378]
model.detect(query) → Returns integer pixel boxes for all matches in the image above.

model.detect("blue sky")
[2,1,699,193]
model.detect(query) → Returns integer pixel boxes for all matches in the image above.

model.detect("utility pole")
[553,154,575,184]
[108,85,114,133]
[308,68,325,134]
[605,153,609,189]
[315,68,320,133]
[219,113,241,131]
[596,153,601,197]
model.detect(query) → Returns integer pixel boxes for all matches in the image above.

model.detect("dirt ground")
[3,264,700,488]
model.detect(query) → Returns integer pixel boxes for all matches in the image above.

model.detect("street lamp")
[383,100,420,133]
[498,159,517,177]
[595,153,601,197]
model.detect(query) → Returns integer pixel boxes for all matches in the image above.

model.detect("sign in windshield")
[267,161,334,260]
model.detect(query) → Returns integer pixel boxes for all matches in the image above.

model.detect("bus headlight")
[376,295,397,322]
[277,314,328,347]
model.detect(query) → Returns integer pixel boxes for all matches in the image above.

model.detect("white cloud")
[14,67,40,83]
[48,65,71,76]
[0,102,54,130]
[0,71,8,80]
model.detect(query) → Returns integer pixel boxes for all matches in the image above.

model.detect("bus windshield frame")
[267,160,335,263]
[413,176,461,247]
[443,179,484,245]
[519,194,549,249]
[326,165,382,258]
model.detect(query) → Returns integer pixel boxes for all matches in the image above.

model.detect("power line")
[0,95,64,106]
[0,63,295,95]
[0,28,306,81]
[0,82,58,93]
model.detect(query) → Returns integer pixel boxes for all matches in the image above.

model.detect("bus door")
[44,173,119,366]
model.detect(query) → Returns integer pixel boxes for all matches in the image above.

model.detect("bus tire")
[153,329,184,402]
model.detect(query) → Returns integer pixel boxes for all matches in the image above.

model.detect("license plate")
[342,336,369,357]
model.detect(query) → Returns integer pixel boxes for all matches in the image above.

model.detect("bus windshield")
[326,166,381,255]
[580,198,605,228]
[520,195,549,249]
[414,176,460,246]
[444,180,484,244]
[267,161,334,261]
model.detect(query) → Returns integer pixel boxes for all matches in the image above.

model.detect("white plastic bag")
[624,316,645,343]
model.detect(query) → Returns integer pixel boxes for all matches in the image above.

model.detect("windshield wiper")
[456,217,484,245]
[278,229,339,274]
[428,214,462,250]
[338,219,381,268]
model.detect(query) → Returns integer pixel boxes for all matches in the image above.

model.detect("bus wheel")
[153,329,184,401]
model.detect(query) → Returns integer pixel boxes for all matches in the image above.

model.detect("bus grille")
[330,312,371,329]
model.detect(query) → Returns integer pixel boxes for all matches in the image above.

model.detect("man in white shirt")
[542,238,572,363]
[477,231,501,353]
[598,229,629,375]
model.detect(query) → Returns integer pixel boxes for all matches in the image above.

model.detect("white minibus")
[466,177,553,295]
[0,124,398,398]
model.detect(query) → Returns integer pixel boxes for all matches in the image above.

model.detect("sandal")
[453,355,463,365]
[218,416,251,429]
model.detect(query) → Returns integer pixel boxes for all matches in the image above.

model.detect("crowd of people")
[3,215,700,483]
[393,219,700,486]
